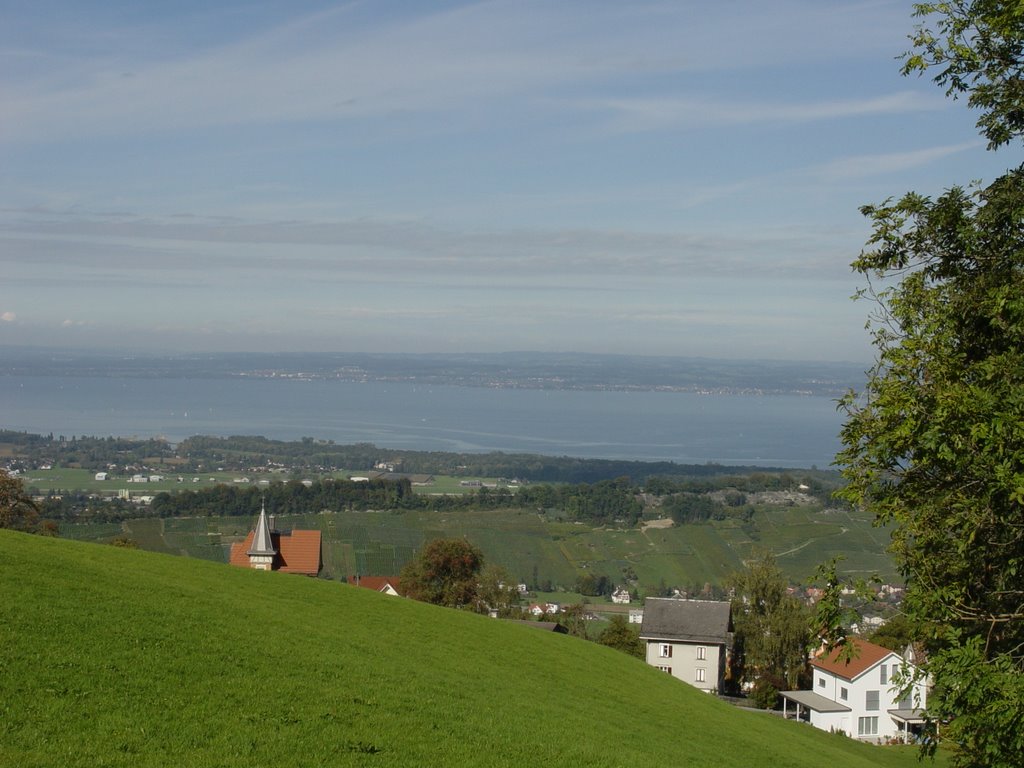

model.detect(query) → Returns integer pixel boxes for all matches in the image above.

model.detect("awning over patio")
[780,690,851,713]
[888,708,927,724]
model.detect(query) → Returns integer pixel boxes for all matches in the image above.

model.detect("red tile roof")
[347,576,402,595]
[276,530,321,575]
[228,529,322,576]
[811,637,898,681]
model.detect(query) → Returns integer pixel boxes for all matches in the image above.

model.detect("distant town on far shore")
[0,347,867,398]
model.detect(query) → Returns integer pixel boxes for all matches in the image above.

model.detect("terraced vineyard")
[59,501,898,590]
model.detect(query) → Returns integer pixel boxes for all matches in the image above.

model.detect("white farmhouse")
[781,637,928,742]
[611,587,631,604]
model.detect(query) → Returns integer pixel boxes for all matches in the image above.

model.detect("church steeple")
[247,499,276,570]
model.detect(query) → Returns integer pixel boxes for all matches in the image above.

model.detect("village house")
[228,504,322,576]
[611,586,631,604]
[347,575,402,596]
[780,637,928,743]
[639,598,733,693]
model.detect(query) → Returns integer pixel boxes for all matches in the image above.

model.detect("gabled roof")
[639,598,732,644]
[347,576,402,595]
[811,637,901,682]
[229,529,322,576]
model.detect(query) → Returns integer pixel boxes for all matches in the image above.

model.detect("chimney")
[268,515,276,532]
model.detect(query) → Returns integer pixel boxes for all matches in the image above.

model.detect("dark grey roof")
[639,598,732,644]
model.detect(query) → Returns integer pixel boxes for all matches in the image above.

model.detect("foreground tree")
[0,470,40,533]
[400,538,484,608]
[729,552,810,703]
[838,5,1024,765]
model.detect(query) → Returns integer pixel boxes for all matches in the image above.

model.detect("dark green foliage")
[729,552,810,693]
[0,430,175,471]
[809,558,876,659]
[748,675,783,711]
[150,477,416,518]
[400,538,484,608]
[575,572,614,597]
[903,1,1024,149]
[867,614,915,652]
[662,493,724,524]
[597,615,644,659]
[839,5,1024,765]
[0,469,40,533]
[519,477,643,526]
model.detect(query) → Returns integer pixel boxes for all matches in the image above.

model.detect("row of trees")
[41,471,801,529]
[4,428,841,485]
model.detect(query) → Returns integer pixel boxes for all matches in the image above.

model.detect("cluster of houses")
[229,510,927,745]
[637,596,928,744]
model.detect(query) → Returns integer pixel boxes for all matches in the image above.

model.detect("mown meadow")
[1,531,938,768]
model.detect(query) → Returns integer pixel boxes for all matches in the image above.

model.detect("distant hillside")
[1,531,937,768]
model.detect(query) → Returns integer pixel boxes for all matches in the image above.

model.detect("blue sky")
[1,0,1016,361]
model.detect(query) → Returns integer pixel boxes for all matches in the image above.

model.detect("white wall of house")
[812,654,928,741]
[645,639,723,693]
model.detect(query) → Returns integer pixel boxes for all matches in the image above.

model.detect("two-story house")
[780,637,928,742]
[639,598,732,693]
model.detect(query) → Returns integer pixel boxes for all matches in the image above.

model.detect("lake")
[0,375,846,468]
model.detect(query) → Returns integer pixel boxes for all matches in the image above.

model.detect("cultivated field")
[58,501,899,593]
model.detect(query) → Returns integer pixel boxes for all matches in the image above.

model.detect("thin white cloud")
[813,141,983,180]
[595,91,941,133]
[1,0,914,144]
[0,208,849,281]
[1,311,16,322]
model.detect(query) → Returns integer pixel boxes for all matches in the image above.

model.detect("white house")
[639,598,733,693]
[781,638,928,743]
[611,587,632,604]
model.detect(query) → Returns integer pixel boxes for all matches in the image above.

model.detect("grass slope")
[1,531,935,768]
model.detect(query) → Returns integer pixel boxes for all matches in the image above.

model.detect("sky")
[1,0,1018,362]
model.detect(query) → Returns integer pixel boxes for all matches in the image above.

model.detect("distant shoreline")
[0,347,866,398]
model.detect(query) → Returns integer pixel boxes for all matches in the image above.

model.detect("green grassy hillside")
[0,531,934,768]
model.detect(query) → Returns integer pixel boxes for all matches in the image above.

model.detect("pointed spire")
[247,499,276,557]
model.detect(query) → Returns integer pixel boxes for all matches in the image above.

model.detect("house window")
[656,665,672,674]
[696,645,707,660]
[866,690,879,711]
[659,644,673,658]
[880,664,888,684]
[857,716,879,736]
[695,668,706,683]
[817,676,825,689]
[840,687,848,701]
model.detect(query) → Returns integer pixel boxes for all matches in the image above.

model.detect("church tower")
[247,501,276,570]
